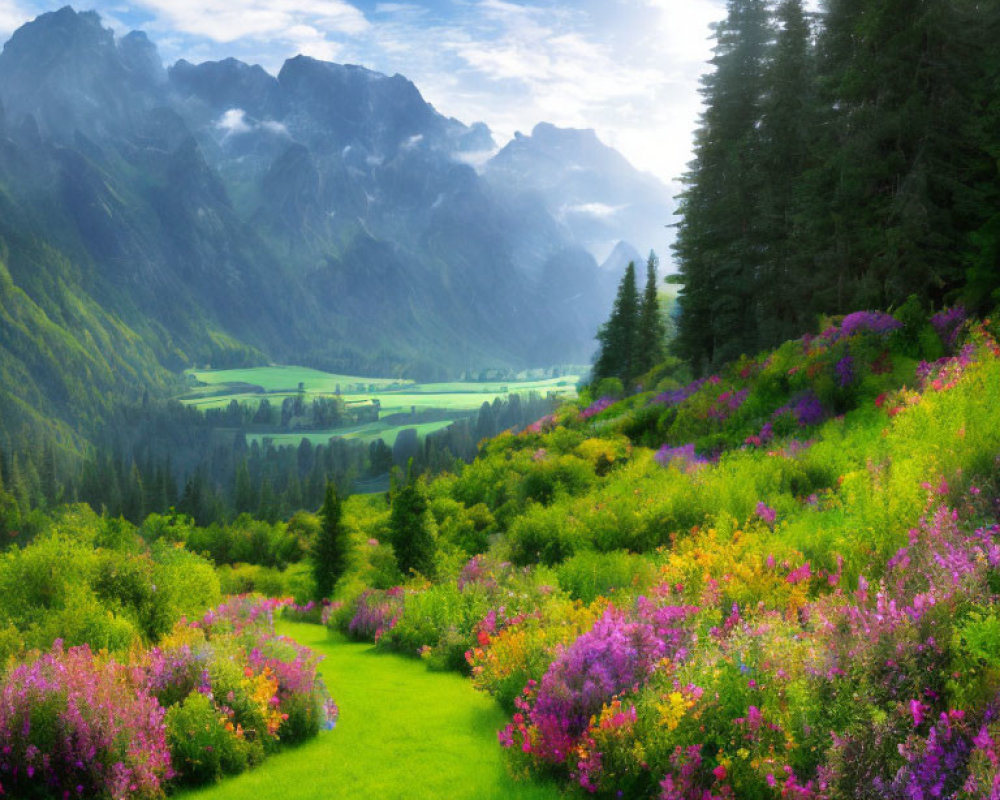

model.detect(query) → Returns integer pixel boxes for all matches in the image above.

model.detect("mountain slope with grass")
[322,306,1000,798]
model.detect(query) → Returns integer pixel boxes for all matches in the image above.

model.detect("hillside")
[319,306,1000,797]
[0,7,670,450]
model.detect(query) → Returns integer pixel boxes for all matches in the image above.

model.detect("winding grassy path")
[178,621,562,800]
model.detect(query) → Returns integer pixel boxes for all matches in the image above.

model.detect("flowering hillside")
[331,309,1000,798]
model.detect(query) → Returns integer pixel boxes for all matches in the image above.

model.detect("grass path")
[178,621,562,800]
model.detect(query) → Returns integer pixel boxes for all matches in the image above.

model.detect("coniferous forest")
[675,0,1000,371]
[1,2,1000,799]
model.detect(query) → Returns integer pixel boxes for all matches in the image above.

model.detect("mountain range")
[0,6,671,448]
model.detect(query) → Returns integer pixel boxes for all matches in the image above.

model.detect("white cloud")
[216,108,290,139]
[453,148,498,171]
[284,22,342,62]
[216,108,252,136]
[0,0,30,37]
[260,119,290,136]
[128,0,368,43]
[561,202,625,220]
[374,3,426,16]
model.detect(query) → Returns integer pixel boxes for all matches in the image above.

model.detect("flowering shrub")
[347,587,406,642]
[500,607,675,768]
[160,596,338,783]
[281,600,327,624]
[0,595,339,796]
[0,642,172,800]
[579,397,615,421]
[655,443,709,470]
[828,310,902,340]
[932,306,967,349]
[654,377,710,408]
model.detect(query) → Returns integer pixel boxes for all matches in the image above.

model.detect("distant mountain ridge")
[0,7,670,448]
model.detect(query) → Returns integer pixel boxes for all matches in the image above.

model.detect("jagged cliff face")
[0,7,668,412]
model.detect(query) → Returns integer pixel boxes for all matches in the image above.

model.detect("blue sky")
[0,0,736,187]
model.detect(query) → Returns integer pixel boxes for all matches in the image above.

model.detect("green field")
[185,365,413,394]
[179,366,579,449]
[182,367,578,412]
[247,419,457,448]
[177,621,560,800]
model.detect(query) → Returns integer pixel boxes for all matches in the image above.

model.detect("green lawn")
[176,621,562,800]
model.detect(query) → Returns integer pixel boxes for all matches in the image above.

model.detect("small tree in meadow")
[389,464,436,578]
[313,481,348,600]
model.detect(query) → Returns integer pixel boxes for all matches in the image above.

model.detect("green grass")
[177,621,561,800]
[185,366,412,393]
[247,420,458,448]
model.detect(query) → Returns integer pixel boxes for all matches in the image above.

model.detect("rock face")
[485,122,674,266]
[0,7,670,388]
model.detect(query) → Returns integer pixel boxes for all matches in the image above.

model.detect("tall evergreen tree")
[799,0,995,313]
[754,0,816,347]
[593,261,640,386]
[674,0,774,371]
[313,481,348,600]
[635,251,667,377]
[234,459,254,515]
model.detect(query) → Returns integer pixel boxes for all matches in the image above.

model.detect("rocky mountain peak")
[0,6,163,142]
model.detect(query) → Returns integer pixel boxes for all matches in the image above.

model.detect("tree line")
[0,391,559,538]
[674,0,1000,372]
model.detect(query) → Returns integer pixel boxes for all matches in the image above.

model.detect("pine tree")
[388,465,436,578]
[234,459,254,515]
[755,0,816,347]
[313,481,348,600]
[674,0,773,371]
[798,0,993,314]
[635,251,667,378]
[593,261,640,386]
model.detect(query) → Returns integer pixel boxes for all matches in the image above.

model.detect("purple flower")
[655,443,709,470]
[580,397,615,420]
[835,354,855,387]
[774,391,826,428]
[838,311,902,339]
[653,378,709,408]
[756,502,777,526]
[931,306,966,349]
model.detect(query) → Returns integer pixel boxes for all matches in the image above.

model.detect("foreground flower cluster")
[0,596,337,799]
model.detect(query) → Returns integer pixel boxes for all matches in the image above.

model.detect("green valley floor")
[178,621,562,800]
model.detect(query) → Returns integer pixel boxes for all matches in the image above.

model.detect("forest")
[674,0,1000,371]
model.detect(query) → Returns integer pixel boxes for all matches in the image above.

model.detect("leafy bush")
[166,692,251,785]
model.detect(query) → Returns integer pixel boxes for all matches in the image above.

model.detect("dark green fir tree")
[593,260,640,387]
[635,251,667,378]
[313,481,348,600]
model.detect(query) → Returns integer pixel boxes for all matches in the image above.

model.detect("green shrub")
[557,550,658,604]
[166,692,250,785]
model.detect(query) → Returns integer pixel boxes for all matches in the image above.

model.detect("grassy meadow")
[177,621,561,800]
[179,365,580,449]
